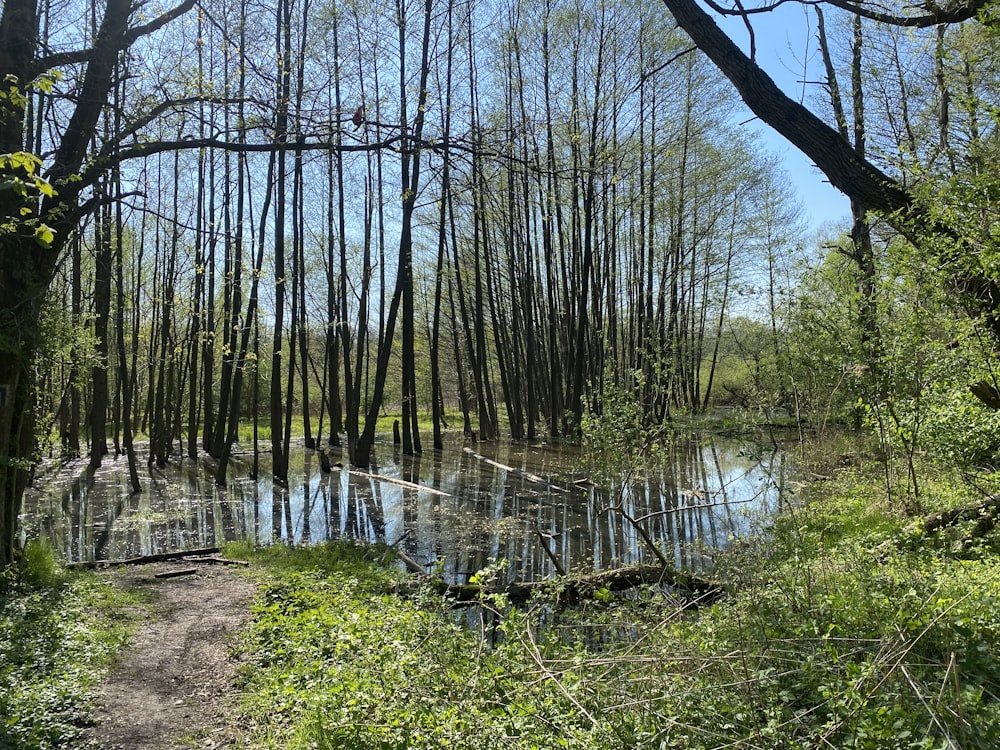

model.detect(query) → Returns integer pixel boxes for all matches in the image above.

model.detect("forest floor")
[83,562,255,750]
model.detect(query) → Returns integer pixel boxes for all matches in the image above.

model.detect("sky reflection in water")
[21,434,794,582]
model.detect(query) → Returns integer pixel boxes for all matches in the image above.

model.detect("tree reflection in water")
[20,434,793,581]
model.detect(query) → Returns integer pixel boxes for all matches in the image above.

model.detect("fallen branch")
[534,525,566,576]
[917,496,1000,535]
[66,547,249,569]
[347,469,452,497]
[463,447,571,493]
[396,563,724,608]
[154,568,198,579]
[192,556,250,567]
[394,547,426,575]
[885,495,1000,554]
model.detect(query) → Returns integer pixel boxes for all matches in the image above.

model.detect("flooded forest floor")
[8,453,1000,749]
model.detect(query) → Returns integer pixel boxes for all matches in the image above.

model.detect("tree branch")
[661,0,912,214]
[821,0,992,27]
[29,0,197,81]
[702,0,992,27]
[75,134,407,188]
[659,0,1000,344]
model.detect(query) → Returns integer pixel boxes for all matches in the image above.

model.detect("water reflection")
[20,434,793,582]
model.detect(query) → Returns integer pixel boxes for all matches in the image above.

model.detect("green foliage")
[0,568,148,749]
[17,540,61,589]
[679,468,1000,748]
[782,204,1000,493]
[711,316,789,412]
[33,291,102,456]
[236,465,1000,749]
[580,372,668,484]
[237,543,643,749]
[783,244,868,422]
[0,149,57,247]
[917,382,1000,468]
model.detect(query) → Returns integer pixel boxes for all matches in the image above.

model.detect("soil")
[84,561,256,750]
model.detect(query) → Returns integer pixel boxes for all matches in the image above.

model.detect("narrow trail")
[85,563,256,750]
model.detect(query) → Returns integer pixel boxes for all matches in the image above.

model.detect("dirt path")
[85,562,256,750]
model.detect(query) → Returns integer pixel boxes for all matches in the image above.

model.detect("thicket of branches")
[30,0,800,478]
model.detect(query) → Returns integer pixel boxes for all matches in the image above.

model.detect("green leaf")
[34,224,55,248]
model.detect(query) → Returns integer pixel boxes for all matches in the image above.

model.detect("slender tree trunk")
[215,150,274,485]
[150,147,182,467]
[270,0,293,482]
[324,101,343,447]
[292,0,314,451]
[817,10,881,378]
[430,0,456,451]
[354,0,434,466]
[570,8,607,428]
[333,10,360,461]
[89,188,111,468]
[66,233,83,457]
[212,15,247,459]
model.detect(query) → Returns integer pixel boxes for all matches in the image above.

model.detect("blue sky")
[761,133,852,232]
[715,3,853,233]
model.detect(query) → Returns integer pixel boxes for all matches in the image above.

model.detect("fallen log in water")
[347,468,452,497]
[394,562,725,608]
[462,447,572,493]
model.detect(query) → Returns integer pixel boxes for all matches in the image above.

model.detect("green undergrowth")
[234,466,1000,749]
[0,542,149,749]
[234,541,655,749]
[677,466,1000,748]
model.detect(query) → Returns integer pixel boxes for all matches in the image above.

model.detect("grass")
[0,541,150,749]
[230,458,1000,749]
[234,541,626,749]
[8,448,1000,748]
[670,466,1000,748]
[205,408,475,445]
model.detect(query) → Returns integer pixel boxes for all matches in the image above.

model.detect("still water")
[20,433,794,582]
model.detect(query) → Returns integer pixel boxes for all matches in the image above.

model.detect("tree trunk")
[659,0,1000,348]
[270,0,292,482]
[430,0,456,452]
[0,0,193,565]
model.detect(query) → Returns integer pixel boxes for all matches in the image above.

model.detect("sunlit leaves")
[0,564,148,749]
[33,224,55,249]
[0,151,59,247]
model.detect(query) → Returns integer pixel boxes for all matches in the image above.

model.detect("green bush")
[236,467,1000,749]
[0,570,148,749]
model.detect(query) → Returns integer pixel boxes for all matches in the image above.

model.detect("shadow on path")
[86,563,255,750]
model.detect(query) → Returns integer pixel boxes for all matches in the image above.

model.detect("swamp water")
[20,433,795,582]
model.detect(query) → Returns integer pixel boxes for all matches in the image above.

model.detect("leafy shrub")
[0,571,147,749]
